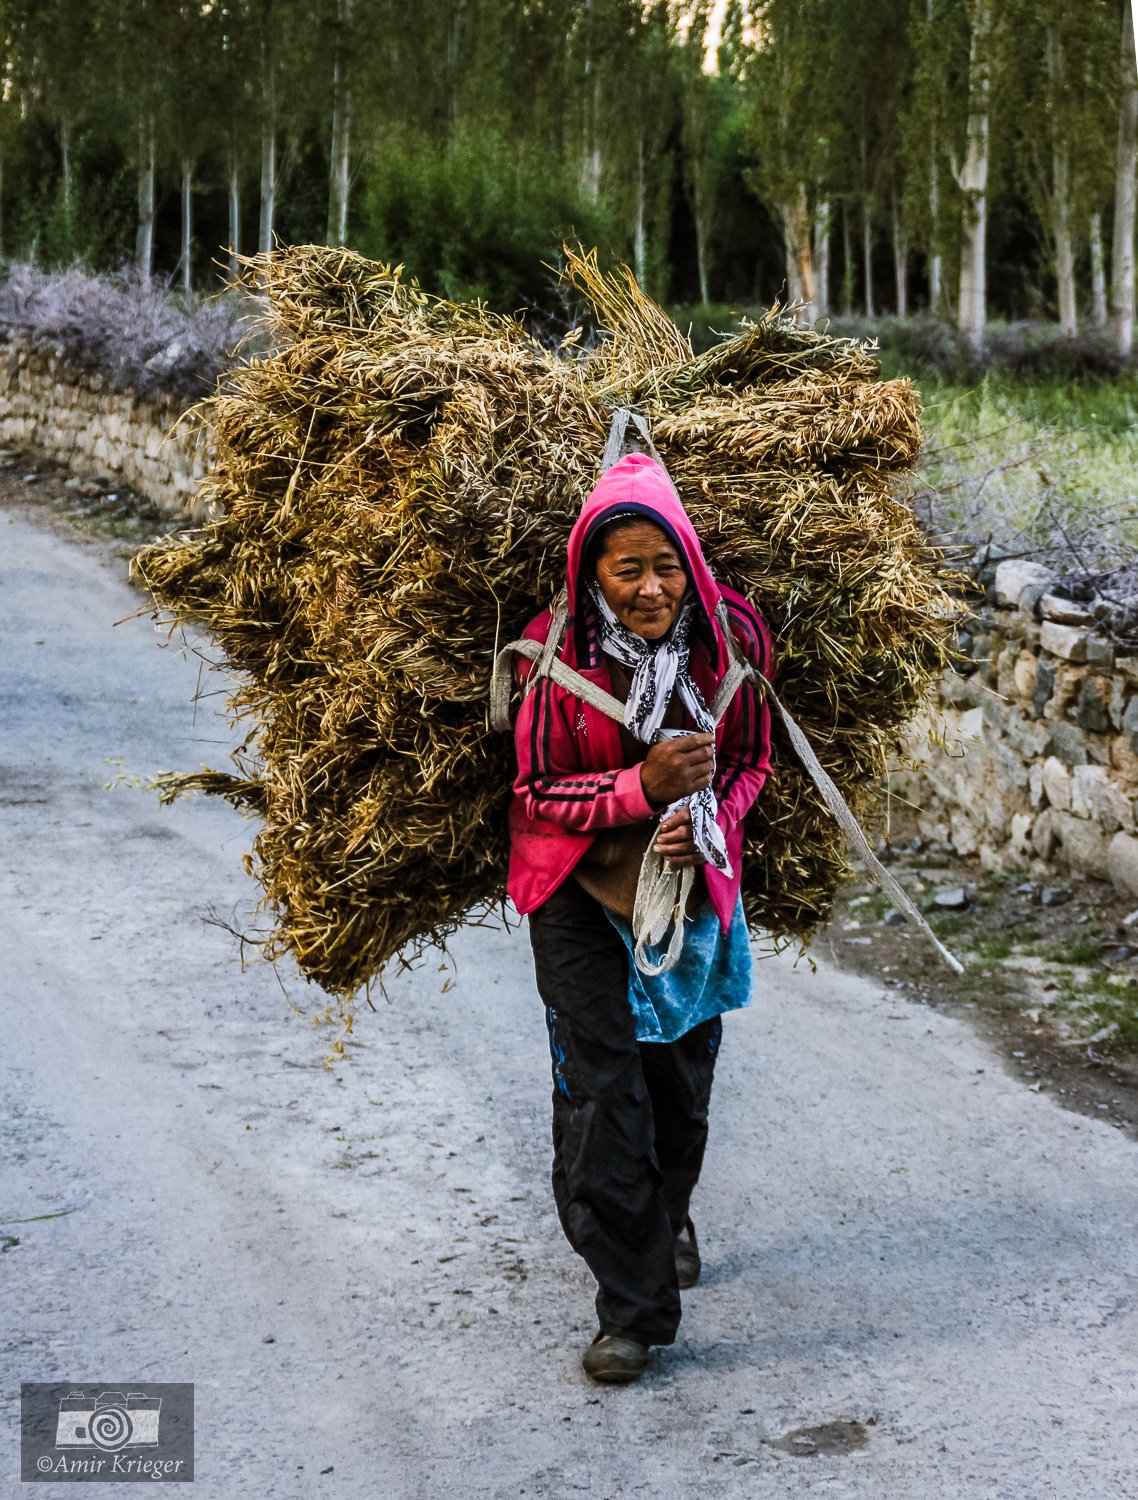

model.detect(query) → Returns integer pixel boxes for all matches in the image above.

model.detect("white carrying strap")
[600,408,667,471]
[631,835,694,976]
[490,593,624,729]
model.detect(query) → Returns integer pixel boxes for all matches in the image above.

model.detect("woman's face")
[594,520,689,641]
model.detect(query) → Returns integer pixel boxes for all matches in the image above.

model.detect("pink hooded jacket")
[507,453,774,931]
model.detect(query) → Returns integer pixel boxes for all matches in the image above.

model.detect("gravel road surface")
[2,509,1137,1498]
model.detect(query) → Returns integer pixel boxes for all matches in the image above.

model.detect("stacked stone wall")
[891,559,1138,901]
[0,333,208,517]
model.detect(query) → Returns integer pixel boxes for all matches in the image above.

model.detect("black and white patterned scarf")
[588,583,732,877]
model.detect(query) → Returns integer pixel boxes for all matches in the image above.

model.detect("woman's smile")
[593,520,689,640]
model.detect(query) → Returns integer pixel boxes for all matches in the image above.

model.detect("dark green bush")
[357,127,619,313]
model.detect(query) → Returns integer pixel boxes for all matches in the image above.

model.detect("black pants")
[528,876,722,1346]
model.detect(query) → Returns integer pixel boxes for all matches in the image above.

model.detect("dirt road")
[2,508,1137,1498]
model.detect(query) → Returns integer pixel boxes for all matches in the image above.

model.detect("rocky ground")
[828,852,1138,1140]
[0,447,173,553]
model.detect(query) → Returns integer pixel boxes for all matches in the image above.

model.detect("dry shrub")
[0,261,248,402]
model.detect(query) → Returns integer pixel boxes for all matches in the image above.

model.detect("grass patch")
[1058,971,1138,1047]
[1039,932,1104,965]
[927,909,971,937]
[917,374,1138,563]
[850,891,894,921]
[973,932,1015,961]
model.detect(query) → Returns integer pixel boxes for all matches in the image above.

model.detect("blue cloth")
[604,892,753,1043]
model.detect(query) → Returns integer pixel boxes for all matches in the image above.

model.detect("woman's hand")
[640,733,715,805]
[653,807,706,867]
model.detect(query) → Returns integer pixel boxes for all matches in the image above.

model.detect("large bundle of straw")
[134,245,959,1000]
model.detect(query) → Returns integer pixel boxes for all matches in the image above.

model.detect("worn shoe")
[581,1333,650,1384]
[675,1217,701,1289]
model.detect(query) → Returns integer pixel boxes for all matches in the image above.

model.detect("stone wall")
[0,333,209,517]
[891,559,1138,901]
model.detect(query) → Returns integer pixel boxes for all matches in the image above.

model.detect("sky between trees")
[0,0,1135,353]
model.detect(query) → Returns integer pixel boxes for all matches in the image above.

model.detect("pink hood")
[565,452,727,674]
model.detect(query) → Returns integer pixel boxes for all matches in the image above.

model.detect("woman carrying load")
[507,451,774,1384]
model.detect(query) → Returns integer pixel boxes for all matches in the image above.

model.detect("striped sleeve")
[512,673,655,831]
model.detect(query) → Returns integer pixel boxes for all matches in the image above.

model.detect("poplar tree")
[163,2,217,293]
[672,2,730,306]
[901,0,962,313]
[6,0,106,255]
[1112,0,1138,354]
[825,0,911,317]
[258,0,279,255]
[954,0,994,351]
[212,0,257,279]
[739,0,827,316]
[105,0,166,281]
[1012,0,1116,336]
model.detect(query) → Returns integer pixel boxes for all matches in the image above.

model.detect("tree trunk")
[327,79,343,245]
[1112,0,1138,357]
[328,83,351,246]
[813,198,831,318]
[841,198,854,314]
[259,7,277,256]
[59,119,73,224]
[780,187,815,320]
[180,158,193,294]
[862,202,874,317]
[956,0,991,353]
[928,142,942,312]
[782,215,803,304]
[579,19,602,202]
[1052,207,1077,336]
[259,126,276,255]
[1090,211,1108,327]
[1047,27,1077,337]
[326,0,352,246]
[259,128,276,255]
[228,156,241,282]
[891,192,908,317]
[634,137,647,286]
[927,0,942,313]
[135,110,156,283]
[695,208,710,305]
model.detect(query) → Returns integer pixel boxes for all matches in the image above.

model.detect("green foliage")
[1061,973,1138,1047]
[1007,0,1118,245]
[973,932,1015,960]
[1040,931,1104,965]
[358,129,618,308]
[0,0,1127,328]
[918,370,1138,555]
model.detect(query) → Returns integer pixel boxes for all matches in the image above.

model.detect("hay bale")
[133,245,961,1001]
